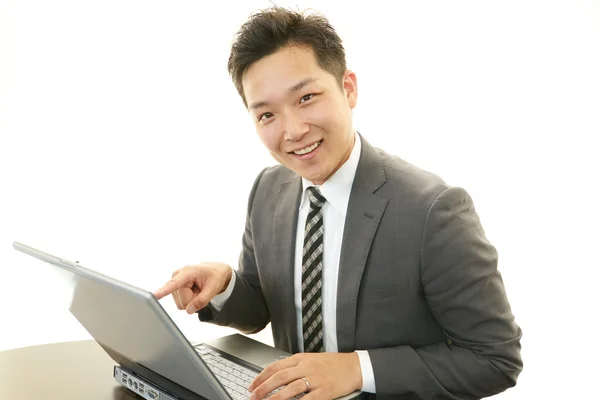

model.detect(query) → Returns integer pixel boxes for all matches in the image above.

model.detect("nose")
[282,111,309,142]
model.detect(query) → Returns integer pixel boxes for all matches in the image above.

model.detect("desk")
[0,340,139,399]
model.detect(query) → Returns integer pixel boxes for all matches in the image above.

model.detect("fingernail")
[186,305,196,314]
[249,394,256,400]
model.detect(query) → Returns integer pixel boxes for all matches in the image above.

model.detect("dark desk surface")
[0,340,140,399]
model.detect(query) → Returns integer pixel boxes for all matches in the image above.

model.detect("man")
[154,6,523,400]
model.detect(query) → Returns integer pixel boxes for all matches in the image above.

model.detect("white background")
[1,0,599,398]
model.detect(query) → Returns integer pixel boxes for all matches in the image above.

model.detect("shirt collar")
[299,132,362,216]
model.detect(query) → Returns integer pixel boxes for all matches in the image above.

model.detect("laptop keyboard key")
[196,345,289,399]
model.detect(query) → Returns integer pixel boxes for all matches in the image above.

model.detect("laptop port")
[148,389,158,399]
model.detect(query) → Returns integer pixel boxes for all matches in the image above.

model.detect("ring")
[301,377,311,392]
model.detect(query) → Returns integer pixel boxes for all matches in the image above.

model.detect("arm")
[197,168,271,334]
[369,187,523,399]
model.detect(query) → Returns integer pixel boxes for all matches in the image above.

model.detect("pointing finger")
[153,274,189,300]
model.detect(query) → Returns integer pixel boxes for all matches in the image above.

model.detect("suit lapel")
[273,174,302,353]
[336,136,388,352]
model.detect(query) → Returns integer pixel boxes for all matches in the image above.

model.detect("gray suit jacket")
[199,135,523,399]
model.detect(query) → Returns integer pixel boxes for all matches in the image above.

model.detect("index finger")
[153,274,188,300]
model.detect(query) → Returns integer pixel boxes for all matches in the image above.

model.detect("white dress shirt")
[212,132,376,393]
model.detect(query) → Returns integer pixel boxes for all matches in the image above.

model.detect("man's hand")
[248,352,362,400]
[153,263,232,314]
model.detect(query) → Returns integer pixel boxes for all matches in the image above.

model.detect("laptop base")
[114,365,177,400]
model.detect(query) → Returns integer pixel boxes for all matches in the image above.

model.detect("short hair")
[227,6,347,108]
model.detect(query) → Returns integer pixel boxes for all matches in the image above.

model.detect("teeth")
[294,141,320,155]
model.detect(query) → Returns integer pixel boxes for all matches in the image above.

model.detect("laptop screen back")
[12,242,228,400]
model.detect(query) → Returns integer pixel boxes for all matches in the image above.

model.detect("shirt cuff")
[208,269,236,312]
[355,350,376,393]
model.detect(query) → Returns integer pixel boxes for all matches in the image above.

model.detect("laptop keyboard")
[195,345,303,400]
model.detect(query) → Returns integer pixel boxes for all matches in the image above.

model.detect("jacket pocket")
[360,279,409,302]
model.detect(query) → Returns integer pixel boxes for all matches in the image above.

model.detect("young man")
[154,6,523,400]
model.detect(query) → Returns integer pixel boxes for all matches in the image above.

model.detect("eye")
[258,112,274,122]
[300,94,314,103]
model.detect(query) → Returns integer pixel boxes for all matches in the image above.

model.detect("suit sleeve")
[197,168,271,334]
[368,187,523,399]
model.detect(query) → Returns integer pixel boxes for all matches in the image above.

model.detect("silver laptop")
[13,242,362,400]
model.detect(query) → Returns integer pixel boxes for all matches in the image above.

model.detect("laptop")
[12,242,362,400]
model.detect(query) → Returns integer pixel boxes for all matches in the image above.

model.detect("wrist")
[220,267,233,294]
[350,352,363,391]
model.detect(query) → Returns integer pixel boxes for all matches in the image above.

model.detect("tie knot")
[307,187,326,209]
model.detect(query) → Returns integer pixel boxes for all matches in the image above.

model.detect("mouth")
[288,140,322,156]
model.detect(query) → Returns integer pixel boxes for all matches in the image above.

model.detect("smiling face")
[242,45,358,185]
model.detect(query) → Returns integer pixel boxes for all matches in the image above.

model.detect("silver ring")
[301,377,310,392]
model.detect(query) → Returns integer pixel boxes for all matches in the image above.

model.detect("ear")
[342,70,358,108]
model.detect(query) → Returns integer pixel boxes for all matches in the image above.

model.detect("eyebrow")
[248,77,318,111]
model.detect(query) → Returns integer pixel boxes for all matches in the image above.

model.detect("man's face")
[242,45,358,185]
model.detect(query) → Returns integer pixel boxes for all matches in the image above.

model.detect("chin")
[293,165,327,184]
[306,174,326,185]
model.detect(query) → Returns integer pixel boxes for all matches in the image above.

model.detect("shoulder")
[361,139,450,203]
[250,164,297,194]
[384,150,447,193]
[259,164,297,184]
[371,145,479,226]
[245,164,298,208]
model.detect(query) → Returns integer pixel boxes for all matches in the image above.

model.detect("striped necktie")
[302,187,327,353]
